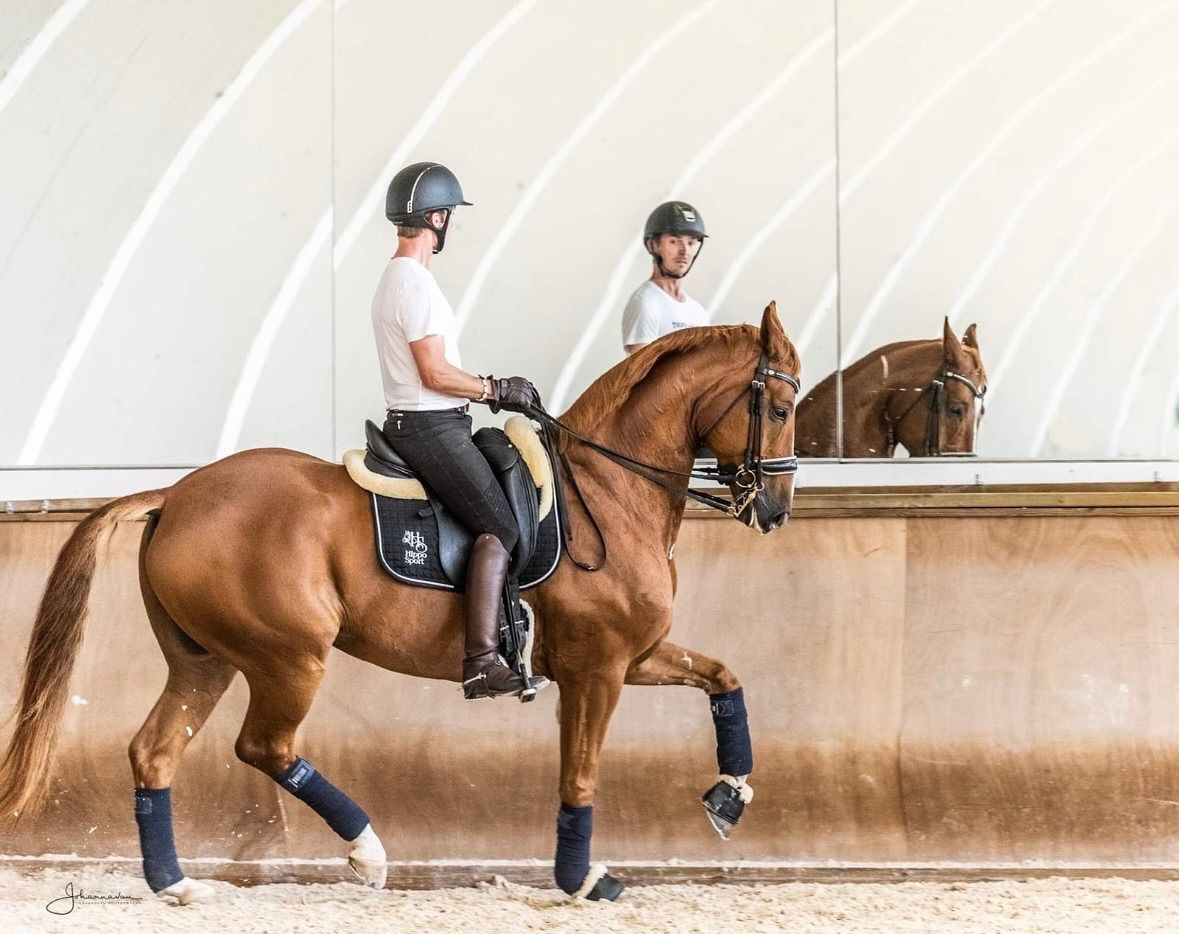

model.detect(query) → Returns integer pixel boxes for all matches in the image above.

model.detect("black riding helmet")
[385,162,472,254]
[643,201,707,278]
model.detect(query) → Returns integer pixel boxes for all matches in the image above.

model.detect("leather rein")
[529,352,801,571]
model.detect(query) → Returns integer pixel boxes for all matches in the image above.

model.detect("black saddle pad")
[371,492,561,592]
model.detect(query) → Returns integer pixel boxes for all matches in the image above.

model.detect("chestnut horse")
[797,319,986,457]
[0,304,800,904]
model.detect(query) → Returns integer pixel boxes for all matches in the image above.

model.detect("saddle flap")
[369,490,560,594]
[430,494,473,589]
[473,427,539,577]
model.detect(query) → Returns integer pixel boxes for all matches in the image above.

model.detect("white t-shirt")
[621,280,709,349]
[370,257,465,411]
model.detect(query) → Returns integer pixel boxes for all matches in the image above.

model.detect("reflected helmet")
[643,201,708,244]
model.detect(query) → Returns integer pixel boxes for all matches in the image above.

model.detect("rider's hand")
[488,376,540,414]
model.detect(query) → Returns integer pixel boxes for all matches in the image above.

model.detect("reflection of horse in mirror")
[797,319,986,458]
[0,305,800,904]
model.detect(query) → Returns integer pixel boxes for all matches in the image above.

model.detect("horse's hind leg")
[130,658,235,903]
[131,522,237,904]
[233,661,387,889]
[625,641,753,839]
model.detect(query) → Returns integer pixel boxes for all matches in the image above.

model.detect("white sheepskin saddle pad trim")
[343,415,553,519]
[343,449,427,500]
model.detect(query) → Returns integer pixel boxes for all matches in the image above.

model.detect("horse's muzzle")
[745,500,789,534]
[765,508,789,531]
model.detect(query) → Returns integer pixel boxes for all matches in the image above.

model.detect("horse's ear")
[760,301,786,354]
[963,322,979,350]
[943,316,964,364]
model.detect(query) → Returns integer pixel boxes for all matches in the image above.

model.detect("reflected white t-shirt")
[370,257,465,411]
[621,280,709,348]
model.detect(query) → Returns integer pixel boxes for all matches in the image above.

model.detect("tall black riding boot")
[462,534,527,699]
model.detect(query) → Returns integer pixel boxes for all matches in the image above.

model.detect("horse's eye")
[949,403,967,418]
[772,404,792,421]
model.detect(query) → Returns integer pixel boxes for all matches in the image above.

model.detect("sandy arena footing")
[3,862,1179,933]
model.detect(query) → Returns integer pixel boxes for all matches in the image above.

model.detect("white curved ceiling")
[2,0,1177,464]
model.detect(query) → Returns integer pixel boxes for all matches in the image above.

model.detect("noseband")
[884,369,986,457]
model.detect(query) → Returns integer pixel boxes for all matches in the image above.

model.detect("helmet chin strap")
[428,208,452,254]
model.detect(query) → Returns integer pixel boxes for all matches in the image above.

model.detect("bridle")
[883,368,986,457]
[527,351,801,569]
[695,352,801,516]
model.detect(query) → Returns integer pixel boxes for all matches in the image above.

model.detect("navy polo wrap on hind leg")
[134,787,184,892]
[275,757,370,841]
[710,687,753,776]
[554,803,593,894]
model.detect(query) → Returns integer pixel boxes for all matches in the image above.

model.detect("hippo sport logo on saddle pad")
[402,530,428,566]
[371,493,560,591]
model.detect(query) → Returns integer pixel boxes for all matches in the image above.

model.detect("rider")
[373,161,545,700]
[621,201,710,354]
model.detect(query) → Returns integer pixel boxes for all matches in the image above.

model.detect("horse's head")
[698,302,801,533]
[891,320,987,457]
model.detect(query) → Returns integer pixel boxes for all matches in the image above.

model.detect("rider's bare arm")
[409,334,485,400]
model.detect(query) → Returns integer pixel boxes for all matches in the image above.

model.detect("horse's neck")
[796,375,839,457]
[797,368,894,457]
[562,363,705,550]
[800,344,935,457]
[840,368,893,456]
[843,344,934,456]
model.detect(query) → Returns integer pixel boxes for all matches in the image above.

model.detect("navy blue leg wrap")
[554,803,593,894]
[134,788,184,892]
[275,757,370,841]
[710,687,753,776]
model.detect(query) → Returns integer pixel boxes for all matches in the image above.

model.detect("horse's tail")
[0,488,166,819]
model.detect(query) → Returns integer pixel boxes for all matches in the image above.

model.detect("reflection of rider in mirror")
[621,201,710,354]
[372,161,548,700]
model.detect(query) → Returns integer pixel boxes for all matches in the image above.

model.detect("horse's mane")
[844,338,933,381]
[805,335,985,402]
[565,324,792,435]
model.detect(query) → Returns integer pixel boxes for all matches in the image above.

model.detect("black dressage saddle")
[361,420,560,593]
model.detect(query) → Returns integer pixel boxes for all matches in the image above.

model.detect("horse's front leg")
[625,641,754,839]
[553,667,627,901]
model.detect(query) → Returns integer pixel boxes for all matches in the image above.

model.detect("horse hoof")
[701,779,750,839]
[348,856,388,889]
[571,863,624,901]
[158,877,215,906]
[348,824,388,888]
[704,806,735,839]
[586,873,625,902]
